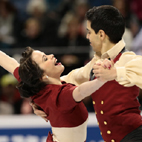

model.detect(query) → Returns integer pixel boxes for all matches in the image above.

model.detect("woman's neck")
[48,77,62,85]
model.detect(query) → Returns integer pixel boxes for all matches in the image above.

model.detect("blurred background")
[0,0,142,141]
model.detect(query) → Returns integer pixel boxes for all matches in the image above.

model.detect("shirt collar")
[101,39,126,59]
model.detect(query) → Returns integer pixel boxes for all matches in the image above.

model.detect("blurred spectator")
[130,15,142,55]
[15,18,47,48]
[0,101,14,114]
[45,0,61,12]
[58,1,89,38]
[112,0,133,50]
[0,73,33,114]
[25,0,59,47]
[130,15,141,38]
[88,0,112,7]
[112,0,131,28]
[129,0,142,25]
[75,1,90,36]
[58,15,89,47]
[122,26,133,51]
[0,0,23,49]
[56,0,76,19]
[57,1,90,75]
[57,14,89,75]
[0,73,21,114]
[20,99,33,114]
[26,0,47,21]
[9,0,29,21]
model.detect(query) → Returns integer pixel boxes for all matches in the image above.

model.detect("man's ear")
[99,30,106,40]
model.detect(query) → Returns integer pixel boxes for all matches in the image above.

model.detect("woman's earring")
[46,75,48,79]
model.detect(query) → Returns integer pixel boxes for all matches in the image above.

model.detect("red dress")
[14,68,88,142]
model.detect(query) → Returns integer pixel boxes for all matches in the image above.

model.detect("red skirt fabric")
[46,132,54,142]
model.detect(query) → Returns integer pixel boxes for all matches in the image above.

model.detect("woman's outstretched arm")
[73,79,106,102]
[0,51,19,74]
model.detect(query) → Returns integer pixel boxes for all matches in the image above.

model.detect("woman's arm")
[0,51,19,74]
[73,79,106,102]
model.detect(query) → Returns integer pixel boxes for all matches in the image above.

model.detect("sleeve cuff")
[116,66,126,81]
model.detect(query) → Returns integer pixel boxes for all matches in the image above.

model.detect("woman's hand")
[93,59,117,81]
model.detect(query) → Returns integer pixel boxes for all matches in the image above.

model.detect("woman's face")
[32,50,64,78]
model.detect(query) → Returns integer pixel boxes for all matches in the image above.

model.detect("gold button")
[101,101,104,104]
[104,121,107,125]
[107,130,111,134]
[93,101,95,104]
[97,122,99,125]
[100,110,104,114]
[95,111,97,114]
[100,132,102,135]
[111,140,115,142]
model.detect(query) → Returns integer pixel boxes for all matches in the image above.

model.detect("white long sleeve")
[115,51,142,88]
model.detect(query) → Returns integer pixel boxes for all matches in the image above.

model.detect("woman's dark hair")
[85,5,125,43]
[17,47,46,98]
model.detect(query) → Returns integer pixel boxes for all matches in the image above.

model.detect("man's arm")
[61,56,98,86]
[0,51,19,74]
[115,52,142,88]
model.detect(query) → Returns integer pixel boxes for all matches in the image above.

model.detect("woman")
[0,47,108,142]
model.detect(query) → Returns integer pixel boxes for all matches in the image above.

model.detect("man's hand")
[30,102,48,122]
[93,59,117,81]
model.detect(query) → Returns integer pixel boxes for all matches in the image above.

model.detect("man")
[31,5,142,142]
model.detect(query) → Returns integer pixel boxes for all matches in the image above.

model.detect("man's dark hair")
[17,47,46,98]
[85,5,125,43]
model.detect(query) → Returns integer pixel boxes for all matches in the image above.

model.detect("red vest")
[91,53,142,142]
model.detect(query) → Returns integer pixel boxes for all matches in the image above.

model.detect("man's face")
[86,20,102,53]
